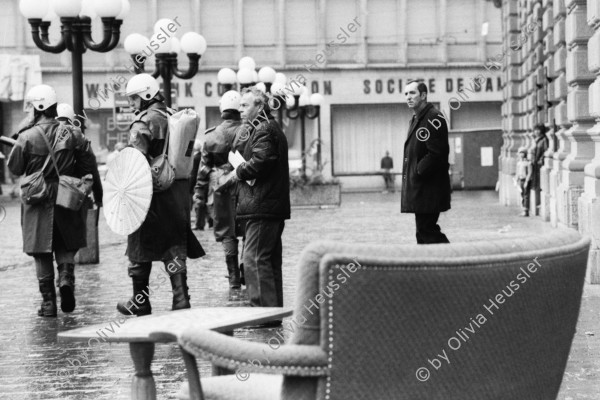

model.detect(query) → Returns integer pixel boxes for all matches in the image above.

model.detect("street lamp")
[20,0,129,129]
[124,22,206,108]
[218,58,279,92]
[217,68,237,92]
[286,87,324,178]
[217,58,287,125]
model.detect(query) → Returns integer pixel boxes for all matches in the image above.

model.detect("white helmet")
[56,103,75,121]
[219,90,241,112]
[24,84,57,112]
[125,73,160,100]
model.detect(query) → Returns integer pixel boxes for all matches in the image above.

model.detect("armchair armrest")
[179,328,329,377]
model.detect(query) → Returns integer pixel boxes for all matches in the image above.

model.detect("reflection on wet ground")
[0,192,599,399]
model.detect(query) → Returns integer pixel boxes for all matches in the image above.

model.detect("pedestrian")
[116,73,205,317]
[401,81,451,244]
[190,139,212,231]
[380,150,394,192]
[55,103,75,125]
[532,123,548,214]
[224,87,290,312]
[516,146,532,217]
[194,90,243,289]
[7,84,102,317]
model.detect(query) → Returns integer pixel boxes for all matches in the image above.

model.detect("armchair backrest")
[286,229,589,400]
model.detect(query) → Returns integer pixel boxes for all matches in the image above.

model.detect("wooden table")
[58,307,292,399]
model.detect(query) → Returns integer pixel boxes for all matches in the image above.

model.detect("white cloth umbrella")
[103,147,153,235]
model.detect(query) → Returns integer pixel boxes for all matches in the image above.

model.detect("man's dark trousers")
[415,213,449,244]
[243,219,285,307]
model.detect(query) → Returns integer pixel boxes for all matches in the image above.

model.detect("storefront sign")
[362,77,502,94]
[113,92,135,129]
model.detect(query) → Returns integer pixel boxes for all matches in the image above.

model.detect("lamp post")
[286,89,324,178]
[20,0,129,130]
[124,20,206,108]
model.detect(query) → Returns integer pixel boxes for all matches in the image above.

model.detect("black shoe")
[117,276,152,316]
[225,256,241,289]
[38,279,57,317]
[170,273,191,310]
[239,262,246,286]
[57,263,76,313]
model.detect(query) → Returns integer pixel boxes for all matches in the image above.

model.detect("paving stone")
[0,191,598,399]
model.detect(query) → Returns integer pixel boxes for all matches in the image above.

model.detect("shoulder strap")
[35,125,61,177]
[153,109,171,157]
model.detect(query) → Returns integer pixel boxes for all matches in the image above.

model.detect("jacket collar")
[412,102,433,122]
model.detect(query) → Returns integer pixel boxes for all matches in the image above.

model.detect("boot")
[57,263,76,313]
[226,256,241,289]
[239,262,245,286]
[170,273,191,310]
[117,276,152,316]
[38,279,57,317]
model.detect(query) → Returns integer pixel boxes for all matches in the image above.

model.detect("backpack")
[161,108,201,180]
[143,108,200,192]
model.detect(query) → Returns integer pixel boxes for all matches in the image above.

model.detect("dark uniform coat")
[195,112,242,240]
[401,103,451,213]
[233,113,290,221]
[126,101,204,262]
[8,117,101,254]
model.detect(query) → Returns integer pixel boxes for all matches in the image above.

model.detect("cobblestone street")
[0,190,598,399]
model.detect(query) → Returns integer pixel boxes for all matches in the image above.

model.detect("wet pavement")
[0,190,599,399]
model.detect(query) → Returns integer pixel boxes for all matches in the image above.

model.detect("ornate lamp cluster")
[123,20,207,108]
[20,0,130,128]
[217,56,324,178]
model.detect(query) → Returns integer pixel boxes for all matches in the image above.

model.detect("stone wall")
[497,0,600,282]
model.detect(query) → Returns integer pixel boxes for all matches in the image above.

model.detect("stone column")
[550,0,571,226]
[559,0,595,228]
[527,3,546,215]
[540,0,556,221]
[578,1,600,283]
[499,0,526,206]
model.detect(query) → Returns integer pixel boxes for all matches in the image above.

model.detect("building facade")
[496,0,600,282]
[0,0,505,190]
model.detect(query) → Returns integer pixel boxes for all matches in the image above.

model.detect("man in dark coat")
[380,151,394,191]
[401,81,451,244]
[224,87,290,309]
[116,74,204,316]
[194,90,243,289]
[8,84,101,317]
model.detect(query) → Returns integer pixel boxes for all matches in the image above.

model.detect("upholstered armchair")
[177,229,589,400]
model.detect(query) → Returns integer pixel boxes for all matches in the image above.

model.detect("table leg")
[211,330,233,376]
[130,342,156,400]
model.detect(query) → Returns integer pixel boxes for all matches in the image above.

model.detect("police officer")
[194,91,243,288]
[117,74,205,316]
[8,85,102,317]
[55,102,103,204]
[56,103,75,124]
